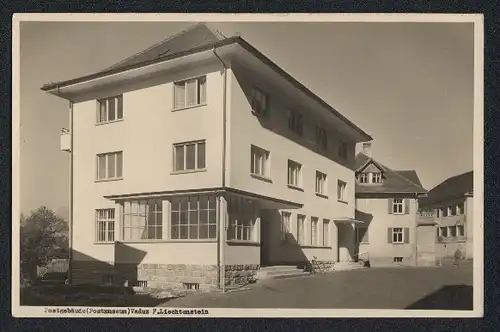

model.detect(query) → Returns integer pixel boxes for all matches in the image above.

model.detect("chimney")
[362,142,372,158]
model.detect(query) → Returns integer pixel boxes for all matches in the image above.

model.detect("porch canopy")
[104,186,303,210]
[334,217,366,224]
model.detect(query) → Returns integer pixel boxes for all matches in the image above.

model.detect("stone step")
[333,262,366,271]
[257,265,309,280]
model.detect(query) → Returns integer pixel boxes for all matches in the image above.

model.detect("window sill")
[95,119,124,126]
[287,184,304,192]
[337,199,348,205]
[172,103,207,112]
[391,212,406,215]
[250,173,273,183]
[118,239,217,244]
[171,168,207,175]
[391,242,406,245]
[299,245,332,249]
[93,241,115,245]
[315,192,328,199]
[227,240,260,246]
[95,177,123,183]
[358,242,370,245]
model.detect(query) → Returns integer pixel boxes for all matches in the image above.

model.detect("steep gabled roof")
[420,171,473,206]
[104,23,225,72]
[355,153,427,195]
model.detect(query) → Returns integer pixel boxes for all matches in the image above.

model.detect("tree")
[20,206,69,283]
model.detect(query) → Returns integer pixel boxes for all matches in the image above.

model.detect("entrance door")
[260,211,271,266]
[337,223,354,263]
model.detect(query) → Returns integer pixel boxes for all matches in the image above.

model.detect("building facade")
[353,144,433,267]
[419,171,474,261]
[45,24,372,290]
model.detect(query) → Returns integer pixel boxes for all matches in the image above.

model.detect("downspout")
[213,46,228,293]
[414,192,419,267]
[68,99,74,284]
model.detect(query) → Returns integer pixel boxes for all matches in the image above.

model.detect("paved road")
[160,264,473,309]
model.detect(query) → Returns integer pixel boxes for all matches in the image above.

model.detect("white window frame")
[173,140,206,173]
[96,95,123,124]
[372,172,382,183]
[227,197,256,242]
[439,226,448,238]
[359,173,369,184]
[315,171,327,196]
[392,227,404,244]
[250,145,270,179]
[173,76,207,110]
[288,160,302,188]
[170,195,217,240]
[95,209,115,243]
[121,199,163,241]
[310,217,319,246]
[356,225,369,244]
[337,180,347,202]
[297,214,305,245]
[281,212,291,242]
[322,219,330,247]
[96,151,123,181]
[458,225,465,237]
[251,86,269,117]
[392,198,404,214]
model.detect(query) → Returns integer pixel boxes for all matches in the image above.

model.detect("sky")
[18,20,475,218]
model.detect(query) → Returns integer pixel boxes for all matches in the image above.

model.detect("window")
[337,180,347,201]
[322,219,330,246]
[457,203,464,215]
[443,207,449,217]
[315,126,328,150]
[358,173,369,184]
[392,199,404,214]
[458,225,465,236]
[281,212,292,242]
[173,141,206,172]
[227,197,256,241]
[338,142,348,160]
[356,226,369,244]
[288,110,303,136]
[449,226,457,237]
[250,145,270,178]
[95,209,115,242]
[97,95,123,124]
[251,86,269,117]
[287,160,302,188]
[447,206,453,216]
[315,171,327,196]
[310,217,319,246]
[439,226,448,237]
[372,172,382,183]
[436,208,441,218]
[297,214,305,245]
[393,257,403,263]
[449,205,457,216]
[122,200,163,240]
[96,151,123,180]
[171,195,217,240]
[174,76,206,110]
[392,227,404,244]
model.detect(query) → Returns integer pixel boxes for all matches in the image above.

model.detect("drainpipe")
[68,100,74,284]
[213,46,228,293]
[414,192,419,267]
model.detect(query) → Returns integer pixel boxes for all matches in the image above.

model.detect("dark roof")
[420,171,473,206]
[104,23,225,72]
[40,23,372,141]
[355,153,427,195]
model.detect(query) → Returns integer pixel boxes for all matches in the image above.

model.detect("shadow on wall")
[353,209,373,260]
[231,64,357,172]
[405,285,473,310]
[71,242,148,286]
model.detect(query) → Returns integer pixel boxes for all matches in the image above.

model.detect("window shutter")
[388,198,393,214]
[387,227,392,243]
[404,227,410,243]
[404,199,410,214]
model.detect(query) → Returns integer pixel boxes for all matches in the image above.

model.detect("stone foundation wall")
[72,261,218,291]
[224,264,260,285]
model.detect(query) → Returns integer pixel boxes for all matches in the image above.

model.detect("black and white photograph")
[12,13,483,317]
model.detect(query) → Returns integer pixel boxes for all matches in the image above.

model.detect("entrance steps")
[257,265,310,280]
[333,261,366,271]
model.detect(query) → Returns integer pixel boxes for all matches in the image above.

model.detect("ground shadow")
[405,285,473,310]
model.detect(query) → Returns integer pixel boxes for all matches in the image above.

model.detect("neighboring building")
[353,143,433,267]
[42,23,372,290]
[419,171,474,260]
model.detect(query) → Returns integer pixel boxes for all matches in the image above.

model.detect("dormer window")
[372,172,382,183]
[358,172,382,184]
[359,173,369,184]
